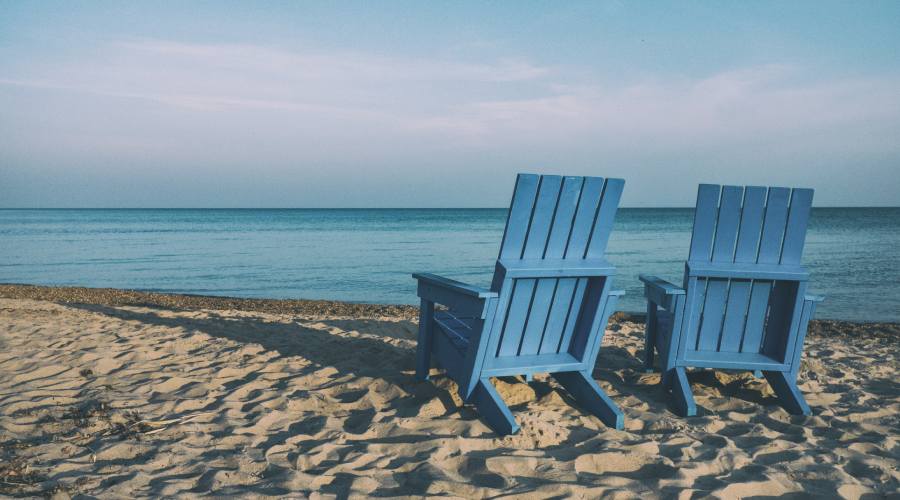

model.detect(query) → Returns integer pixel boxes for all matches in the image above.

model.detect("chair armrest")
[413,273,498,319]
[412,273,497,298]
[639,275,684,295]
[639,274,684,311]
[804,294,825,303]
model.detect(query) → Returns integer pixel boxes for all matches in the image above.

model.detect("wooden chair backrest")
[486,174,624,360]
[681,184,814,360]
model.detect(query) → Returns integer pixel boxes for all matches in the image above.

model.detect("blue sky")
[1,1,898,207]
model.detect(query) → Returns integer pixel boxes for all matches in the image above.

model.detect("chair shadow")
[65,303,461,419]
[73,302,788,417]
[65,303,580,496]
[589,334,787,417]
[34,302,842,498]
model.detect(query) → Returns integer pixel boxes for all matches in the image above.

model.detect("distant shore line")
[1,283,897,336]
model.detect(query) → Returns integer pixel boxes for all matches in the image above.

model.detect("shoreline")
[0,283,419,320]
[1,283,897,336]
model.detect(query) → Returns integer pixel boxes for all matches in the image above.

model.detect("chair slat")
[539,278,577,354]
[498,174,541,259]
[522,175,564,258]
[519,280,557,355]
[544,177,584,258]
[734,186,767,263]
[720,280,752,352]
[696,278,728,351]
[680,276,704,356]
[586,178,624,258]
[568,277,606,359]
[686,261,808,281]
[711,186,743,262]
[557,278,588,353]
[688,184,721,261]
[497,279,536,356]
[761,281,797,359]
[780,188,813,265]
[779,280,808,368]
[741,281,772,353]
[757,187,790,264]
[565,177,605,259]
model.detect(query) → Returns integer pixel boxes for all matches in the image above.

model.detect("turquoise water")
[1,208,897,321]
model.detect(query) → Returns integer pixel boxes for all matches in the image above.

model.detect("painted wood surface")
[413,173,626,434]
[641,184,821,417]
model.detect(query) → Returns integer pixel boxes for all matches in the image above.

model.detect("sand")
[0,287,897,498]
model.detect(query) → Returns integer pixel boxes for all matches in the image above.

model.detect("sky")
[1,1,898,207]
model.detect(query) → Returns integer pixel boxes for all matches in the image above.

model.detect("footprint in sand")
[575,452,663,475]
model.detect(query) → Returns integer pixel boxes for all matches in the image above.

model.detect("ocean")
[1,208,897,321]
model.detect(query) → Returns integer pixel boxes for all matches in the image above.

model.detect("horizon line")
[1,206,898,210]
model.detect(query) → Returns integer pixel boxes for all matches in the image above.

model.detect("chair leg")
[671,367,697,417]
[472,378,519,435]
[661,355,676,388]
[660,365,671,387]
[553,371,624,430]
[415,299,434,381]
[763,370,811,416]
[643,302,657,372]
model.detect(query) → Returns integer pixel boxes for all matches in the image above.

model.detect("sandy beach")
[0,284,897,498]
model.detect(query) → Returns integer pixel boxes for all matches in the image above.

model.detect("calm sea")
[1,208,897,322]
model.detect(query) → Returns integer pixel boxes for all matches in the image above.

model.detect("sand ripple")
[0,298,897,498]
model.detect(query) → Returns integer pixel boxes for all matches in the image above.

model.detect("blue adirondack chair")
[640,184,823,417]
[413,174,626,435]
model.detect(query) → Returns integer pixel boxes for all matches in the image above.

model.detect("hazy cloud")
[1,39,898,206]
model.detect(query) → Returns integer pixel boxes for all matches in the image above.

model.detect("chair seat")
[434,311,478,353]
